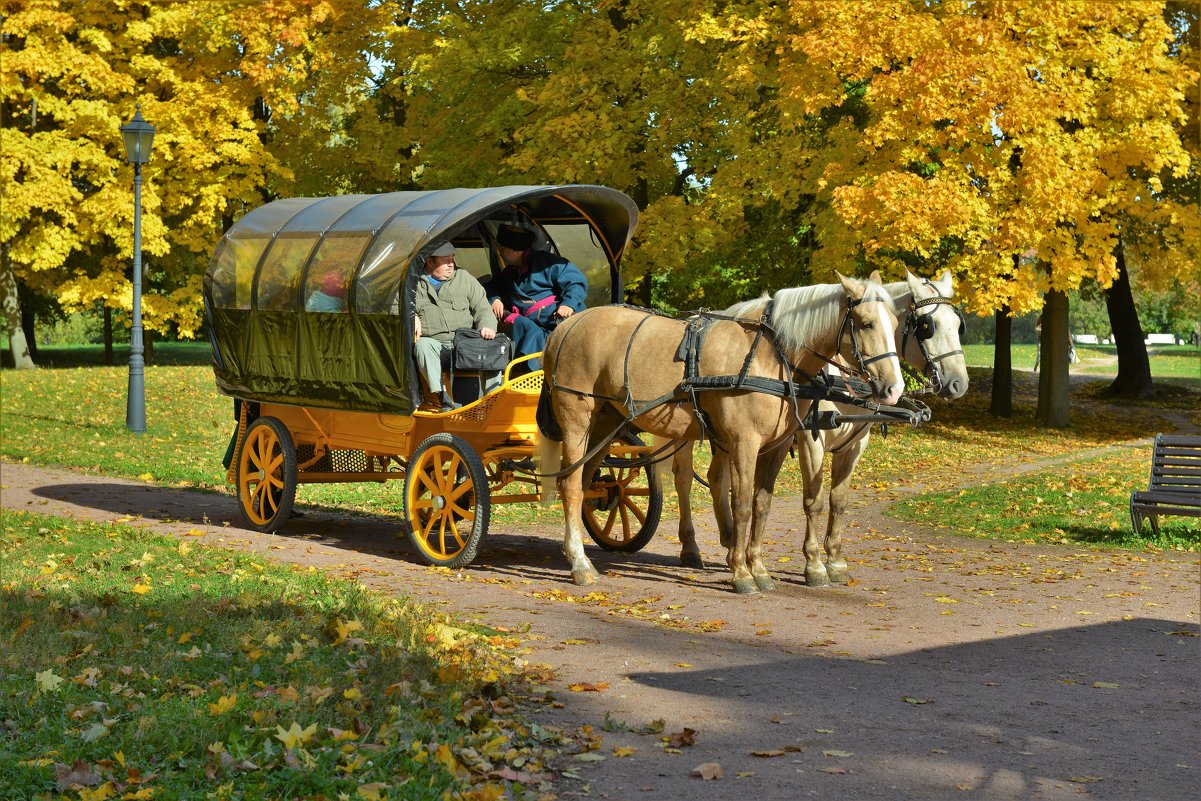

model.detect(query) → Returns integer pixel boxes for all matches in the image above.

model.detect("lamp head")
[120,105,156,165]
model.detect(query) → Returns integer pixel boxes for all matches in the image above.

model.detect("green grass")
[0,509,556,800]
[20,341,213,368]
[889,445,1199,551]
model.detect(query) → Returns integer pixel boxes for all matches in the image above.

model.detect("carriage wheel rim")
[584,467,650,545]
[408,445,474,560]
[240,426,283,526]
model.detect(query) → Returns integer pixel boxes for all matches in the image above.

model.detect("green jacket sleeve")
[468,275,499,330]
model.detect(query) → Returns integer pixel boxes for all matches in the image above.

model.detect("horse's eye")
[861,321,873,330]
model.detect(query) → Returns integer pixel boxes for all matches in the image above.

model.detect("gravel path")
[2,454,1197,801]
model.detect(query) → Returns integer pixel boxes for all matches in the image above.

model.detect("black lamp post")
[120,105,155,434]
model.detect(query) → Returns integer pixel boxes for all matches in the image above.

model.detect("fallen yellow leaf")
[275,721,318,750]
[208,693,237,716]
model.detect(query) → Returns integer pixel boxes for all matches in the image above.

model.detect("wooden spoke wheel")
[583,435,662,553]
[404,433,490,568]
[236,416,297,533]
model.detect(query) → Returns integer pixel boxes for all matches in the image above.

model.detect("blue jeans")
[511,316,552,371]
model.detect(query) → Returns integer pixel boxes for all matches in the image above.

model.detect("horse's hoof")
[804,571,832,588]
[571,567,600,586]
[732,577,760,595]
[827,565,852,584]
[753,575,775,592]
[680,551,705,569]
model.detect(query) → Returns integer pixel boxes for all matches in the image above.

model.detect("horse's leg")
[746,444,791,592]
[557,399,603,586]
[798,432,832,587]
[707,449,735,550]
[652,436,703,568]
[825,432,870,585]
[673,443,705,568]
[723,440,761,595]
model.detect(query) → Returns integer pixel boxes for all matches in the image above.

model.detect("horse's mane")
[724,280,892,363]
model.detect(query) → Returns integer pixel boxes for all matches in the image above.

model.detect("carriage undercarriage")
[228,359,662,568]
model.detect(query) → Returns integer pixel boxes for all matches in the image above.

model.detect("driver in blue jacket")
[487,224,588,371]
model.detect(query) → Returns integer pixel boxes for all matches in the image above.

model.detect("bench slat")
[1132,490,1201,506]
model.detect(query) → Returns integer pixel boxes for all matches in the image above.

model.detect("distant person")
[306,271,347,312]
[1033,314,1076,370]
[487,224,587,371]
[414,243,500,411]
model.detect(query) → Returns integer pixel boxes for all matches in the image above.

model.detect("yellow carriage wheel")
[583,435,662,553]
[236,416,297,533]
[404,433,490,568]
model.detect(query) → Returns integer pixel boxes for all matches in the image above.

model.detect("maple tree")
[685,0,1198,424]
[0,0,363,367]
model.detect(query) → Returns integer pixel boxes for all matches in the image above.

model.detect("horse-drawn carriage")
[204,185,662,567]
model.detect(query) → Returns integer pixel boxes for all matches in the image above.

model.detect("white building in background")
[1144,333,1178,345]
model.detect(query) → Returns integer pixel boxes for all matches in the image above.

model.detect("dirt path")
[2,455,1197,801]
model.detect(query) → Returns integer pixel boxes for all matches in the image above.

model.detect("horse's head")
[901,269,969,400]
[836,271,904,406]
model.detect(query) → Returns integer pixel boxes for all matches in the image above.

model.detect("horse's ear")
[836,271,861,296]
[867,270,884,285]
[906,270,925,297]
[936,269,955,296]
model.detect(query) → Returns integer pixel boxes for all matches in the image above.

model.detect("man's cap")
[431,242,455,258]
[496,224,535,251]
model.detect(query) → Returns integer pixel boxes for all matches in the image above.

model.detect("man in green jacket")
[414,243,501,411]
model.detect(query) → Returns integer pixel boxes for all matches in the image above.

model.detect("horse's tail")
[536,433,561,507]
[536,379,562,506]
[536,378,562,442]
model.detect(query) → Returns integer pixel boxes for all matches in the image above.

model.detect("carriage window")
[542,223,613,309]
[210,237,270,309]
[256,236,319,311]
[302,235,369,313]
[356,218,432,314]
[451,246,492,283]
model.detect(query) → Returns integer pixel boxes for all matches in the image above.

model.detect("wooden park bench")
[1130,434,1201,535]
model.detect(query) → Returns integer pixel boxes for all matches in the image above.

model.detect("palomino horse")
[537,273,905,594]
[657,270,970,584]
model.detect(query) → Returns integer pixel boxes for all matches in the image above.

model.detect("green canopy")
[204,186,638,414]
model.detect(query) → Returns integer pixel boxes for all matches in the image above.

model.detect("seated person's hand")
[555,305,575,319]
[479,327,496,340]
[491,299,505,318]
[414,317,422,339]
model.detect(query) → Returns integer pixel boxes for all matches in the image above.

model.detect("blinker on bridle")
[840,293,899,372]
[904,294,965,366]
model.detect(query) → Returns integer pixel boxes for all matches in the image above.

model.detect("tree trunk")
[104,307,114,365]
[1103,240,1154,398]
[0,251,35,369]
[989,306,1013,418]
[1036,290,1071,428]
[144,326,153,365]
[21,299,38,359]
